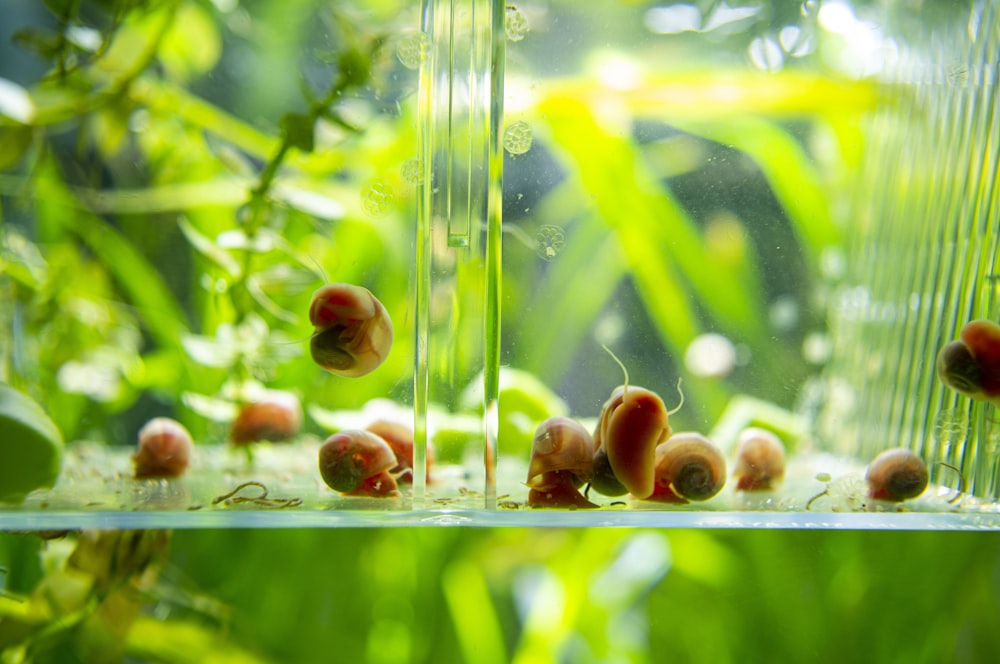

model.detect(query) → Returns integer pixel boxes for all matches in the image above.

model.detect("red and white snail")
[365,419,434,485]
[309,283,393,377]
[133,417,193,479]
[732,427,786,492]
[525,416,596,508]
[865,448,928,502]
[646,432,726,503]
[937,319,1000,405]
[318,430,401,497]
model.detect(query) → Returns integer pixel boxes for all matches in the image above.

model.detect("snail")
[230,392,303,445]
[645,432,726,503]
[309,283,393,377]
[732,427,786,491]
[937,319,1000,405]
[365,420,434,484]
[865,448,928,502]
[318,430,401,497]
[133,417,192,479]
[589,347,681,499]
[525,417,596,508]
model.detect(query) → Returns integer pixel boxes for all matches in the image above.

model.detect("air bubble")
[534,224,565,261]
[361,180,395,217]
[505,5,529,42]
[396,32,428,70]
[503,121,533,155]
[401,158,423,184]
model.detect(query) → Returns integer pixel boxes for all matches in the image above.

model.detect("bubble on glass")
[946,63,969,87]
[685,333,737,378]
[503,120,533,155]
[361,179,395,217]
[396,31,428,70]
[534,224,565,261]
[505,5,529,42]
[933,408,968,449]
[748,36,784,72]
[801,0,820,18]
[400,158,423,184]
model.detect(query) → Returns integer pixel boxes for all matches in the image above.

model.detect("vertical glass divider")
[417,0,504,509]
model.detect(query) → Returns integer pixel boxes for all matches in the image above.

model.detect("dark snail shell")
[133,418,192,479]
[591,385,670,499]
[318,430,399,497]
[366,420,430,484]
[647,432,726,503]
[733,427,786,492]
[309,283,393,378]
[865,448,928,502]
[938,320,1000,404]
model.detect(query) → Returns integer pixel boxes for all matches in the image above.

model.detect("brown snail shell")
[309,283,393,377]
[733,427,786,491]
[318,430,399,497]
[230,392,303,445]
[133,417,193,479]
[865,448,928,502]
[526,417,596,508]
[646,432,726,503]
[591,385,670,498]
[365,420,432,484]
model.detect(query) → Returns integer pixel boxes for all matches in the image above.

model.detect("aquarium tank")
[2,0,1000,661]
[2,0,998,526]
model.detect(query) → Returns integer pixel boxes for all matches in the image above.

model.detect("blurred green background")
[4,528,1000,663]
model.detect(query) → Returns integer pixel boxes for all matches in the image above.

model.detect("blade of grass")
[537,96,767,347]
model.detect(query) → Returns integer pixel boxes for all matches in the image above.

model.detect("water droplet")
[396,32,427,70]
[503,120,533,155]
[400,158,423,184]
[361,179,395,217]
[505,5,529,42]
[534,224,564,261]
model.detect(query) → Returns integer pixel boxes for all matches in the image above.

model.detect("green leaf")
[177,215,242,278]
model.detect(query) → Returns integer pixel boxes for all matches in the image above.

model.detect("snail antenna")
[601,344,629,394]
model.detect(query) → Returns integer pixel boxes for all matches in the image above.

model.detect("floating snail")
[230,392,303,445]
[732,427,786,491]
[865,448,928,502]
[526,417,596,508]
[133,417,192,479]
[318,430,400,497]
[309,283,393,377]
[646,432,726,504]
[937,319,1000,405]
[365,420,433,484]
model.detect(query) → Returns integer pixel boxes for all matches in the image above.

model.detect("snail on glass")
[645,432,726,503]
[588,346,680,499]
[937,319,1000,405]
[365,420,434,485]
[525,416,596,508]
[865,448,928,502]
[318,430,401,497]
[230,391,303,445]
[732,427,786,491]
[309,283,393,377]
[133,417,192,479]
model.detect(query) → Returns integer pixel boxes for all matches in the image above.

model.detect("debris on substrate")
[4,443,998,516]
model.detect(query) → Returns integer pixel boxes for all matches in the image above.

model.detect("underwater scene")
[2,0,1000,528]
